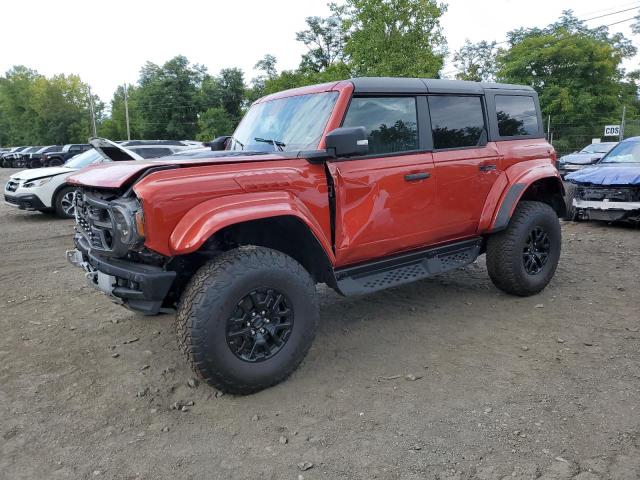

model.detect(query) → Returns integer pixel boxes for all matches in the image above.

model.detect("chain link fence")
[548,113,639,156]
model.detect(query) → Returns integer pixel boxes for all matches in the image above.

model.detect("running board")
[335,238,483,296]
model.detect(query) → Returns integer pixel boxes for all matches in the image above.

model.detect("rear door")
[328,95,438,266]
[428,95,502,239]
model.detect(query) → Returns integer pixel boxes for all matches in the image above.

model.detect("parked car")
[24,145,63,169]
[4,139,142,218]
[41,144,92,167]
[14,146,44,168]
[125,142,202,159]
[565,136,640,223]
[1,146,30,168]
[557,142,617,177]
[66,77,564,394]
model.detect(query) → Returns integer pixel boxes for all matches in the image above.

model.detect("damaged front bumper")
[572,198,640,222]
[66,245,176,315]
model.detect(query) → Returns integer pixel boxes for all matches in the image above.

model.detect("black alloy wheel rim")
[522,226,551,275]
[225,288,294,363]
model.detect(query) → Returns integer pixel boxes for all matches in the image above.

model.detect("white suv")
[4,139,143,218]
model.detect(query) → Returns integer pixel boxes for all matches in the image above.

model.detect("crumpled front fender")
[169,190,334,258]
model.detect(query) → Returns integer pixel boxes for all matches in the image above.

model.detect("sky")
[1,0,638,103]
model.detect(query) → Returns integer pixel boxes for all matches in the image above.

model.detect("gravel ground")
[1,168,639,480]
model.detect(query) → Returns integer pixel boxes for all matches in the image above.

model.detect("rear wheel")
[29,159,41,169]
[486,201,561,296]
[48,157,63,167]
[54,186,77,219]
[176,246,319,395]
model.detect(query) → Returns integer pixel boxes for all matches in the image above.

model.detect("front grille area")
[577,186,640,203]
[4,194,18,205]
[75,191,116,252]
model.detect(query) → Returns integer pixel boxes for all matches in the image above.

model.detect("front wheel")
[54,186,77,219]
[176,246,319,395]
[486,201,561,296]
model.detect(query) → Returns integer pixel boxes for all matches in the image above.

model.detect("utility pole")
[547,115,551,142]
[620,105,626,141]
[88,86,97,137]
[124,83,131,141]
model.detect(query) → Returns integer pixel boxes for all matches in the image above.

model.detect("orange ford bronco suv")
[67,78,564,394]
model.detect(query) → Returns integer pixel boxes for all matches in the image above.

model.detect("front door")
[328,96,438,266]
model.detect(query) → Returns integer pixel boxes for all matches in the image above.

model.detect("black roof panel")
[349,77,535,95]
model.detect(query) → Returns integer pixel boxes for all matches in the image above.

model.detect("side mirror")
[210,136,231,151]
[325,127,369,158]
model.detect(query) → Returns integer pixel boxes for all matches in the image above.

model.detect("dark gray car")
[557,142,617,177]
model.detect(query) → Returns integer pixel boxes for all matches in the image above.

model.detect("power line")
[603,16,637,27]
[582,6,640,22]
[575,1,640,18]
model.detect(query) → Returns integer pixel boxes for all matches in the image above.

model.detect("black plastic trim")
[4,193,47,210]
[492,183,527,232]
[334,238,483,296]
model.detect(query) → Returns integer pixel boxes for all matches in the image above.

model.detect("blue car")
[565,136,640,222]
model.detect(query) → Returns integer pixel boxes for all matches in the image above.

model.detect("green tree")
[296,15,345,72]
[453,40,499,82]
[137,55,207,139]
[196,107,235,141]
[496,11,638,153]
[0,66,95,145]
[337,0,448,77]
[101,84,140,140]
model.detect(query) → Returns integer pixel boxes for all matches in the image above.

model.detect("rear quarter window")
[495,95,539,137]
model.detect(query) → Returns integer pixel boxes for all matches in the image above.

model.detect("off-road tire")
[48,157,63,167]
[54,186,77,219]
[176,246,319,395]
[486,201,561,297]
[29,159,41,169]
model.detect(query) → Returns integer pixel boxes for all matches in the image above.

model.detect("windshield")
[600,142,640,164]
[229,92,338,152]
[64,149,103,168]
[580,143,615,154]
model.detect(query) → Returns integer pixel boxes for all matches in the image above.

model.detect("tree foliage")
[296,15,345,72]
[496,12,639,153]
[453,40,499,82]
[0,66,99,146]
[338,0,447,77]
[135,55,207,140]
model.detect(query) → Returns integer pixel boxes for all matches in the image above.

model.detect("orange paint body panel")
[132,160,333,258]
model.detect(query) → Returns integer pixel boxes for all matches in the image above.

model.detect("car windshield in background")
[229,92,339,152]
[600,142,640,164]
[581,144,615,154]
[64,149,102,169]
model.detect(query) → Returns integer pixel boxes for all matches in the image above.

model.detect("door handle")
[404,172,430,182]
[479,164,497,172]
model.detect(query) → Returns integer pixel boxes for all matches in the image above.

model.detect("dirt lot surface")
[1,168,639,480]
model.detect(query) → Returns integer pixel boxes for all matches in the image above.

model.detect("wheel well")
[192,216,335,287]
[520,177,566,218]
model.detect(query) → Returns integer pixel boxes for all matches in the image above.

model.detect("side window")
[342,97,418,155]
[495,95,539,137]
[69,145,81,153]
[428,96,486,149]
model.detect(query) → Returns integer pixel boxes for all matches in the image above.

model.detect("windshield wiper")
[230,136,244,150]
[254,137,286,152]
